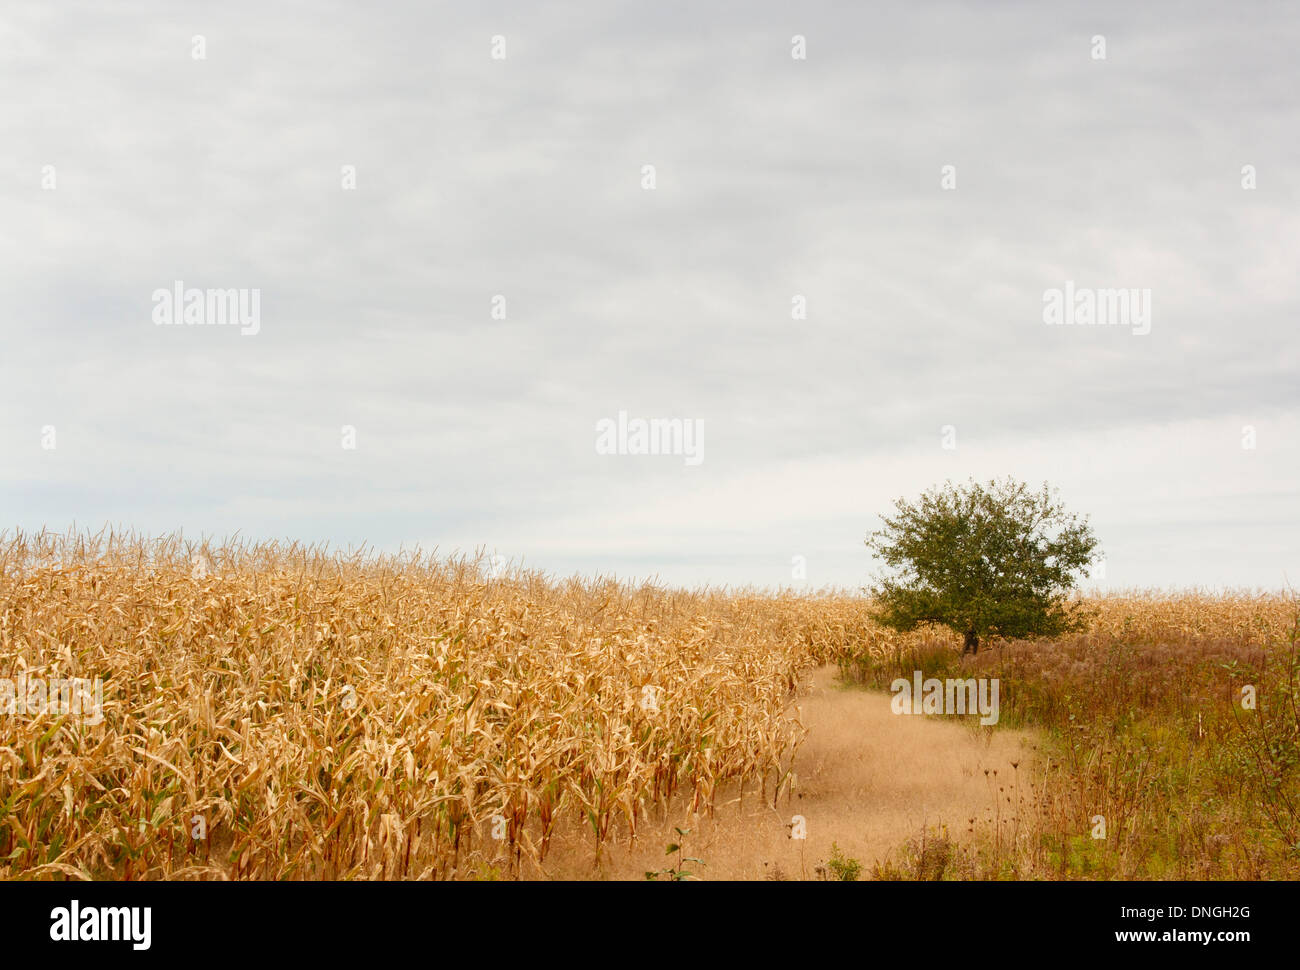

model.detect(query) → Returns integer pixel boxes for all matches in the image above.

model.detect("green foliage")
[644,827,705,881]
[865,477,1099,653]
[824,842,862,881]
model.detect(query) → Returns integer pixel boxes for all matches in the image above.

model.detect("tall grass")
[0,529,861,880]
[3,528,1295,880]
[839,593,1300,878]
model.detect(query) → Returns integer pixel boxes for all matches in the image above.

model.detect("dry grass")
[0,529,851,880]
[536,666,1036,880]
[2,528,1295,880]
[840,593,1300,879]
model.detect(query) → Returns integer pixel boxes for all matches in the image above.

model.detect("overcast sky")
[3,1,1297,590]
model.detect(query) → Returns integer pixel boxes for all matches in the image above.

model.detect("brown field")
[1,530,1296,880]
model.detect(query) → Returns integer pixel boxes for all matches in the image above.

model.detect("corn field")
[1,529,1294,880]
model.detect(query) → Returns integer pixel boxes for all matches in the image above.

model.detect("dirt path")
[538,665,1040,880]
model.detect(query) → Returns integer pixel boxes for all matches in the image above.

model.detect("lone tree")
[865,478,1099,654]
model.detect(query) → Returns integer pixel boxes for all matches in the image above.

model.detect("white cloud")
[2,0,1297,588]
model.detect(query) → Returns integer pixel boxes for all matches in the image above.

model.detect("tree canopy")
[865,478,1099,654]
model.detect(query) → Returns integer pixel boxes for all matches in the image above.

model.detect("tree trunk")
[963,630,979,655]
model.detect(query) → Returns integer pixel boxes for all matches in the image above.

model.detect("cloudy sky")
[3,1,1297,590]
